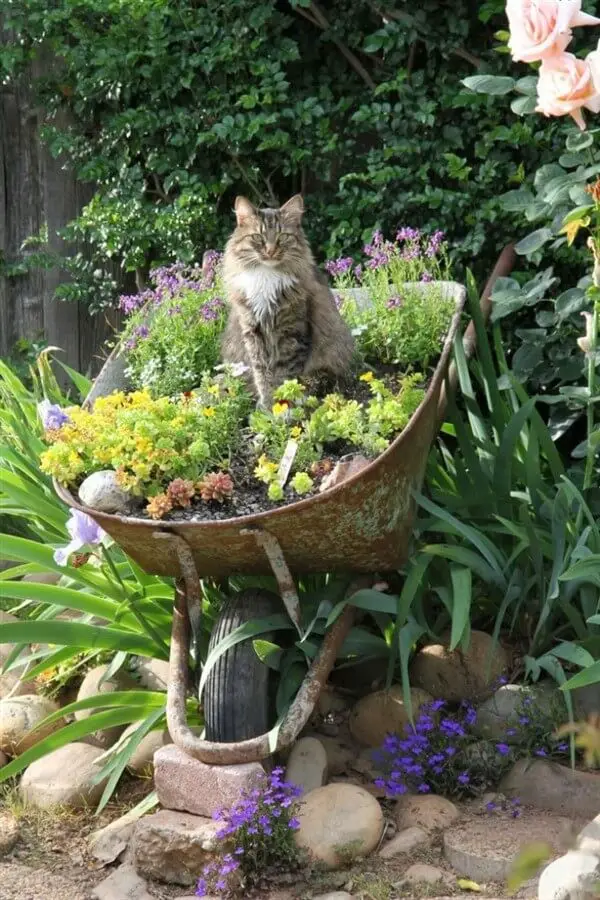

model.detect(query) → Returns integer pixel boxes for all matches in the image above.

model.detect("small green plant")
[121,257,226,397]
[328,229,455,368]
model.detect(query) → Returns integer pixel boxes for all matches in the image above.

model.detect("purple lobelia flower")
[37,400,71,431]
[54,510,106,566]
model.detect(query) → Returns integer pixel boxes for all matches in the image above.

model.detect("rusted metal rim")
[165,579,355,764]
[53,281,466,528]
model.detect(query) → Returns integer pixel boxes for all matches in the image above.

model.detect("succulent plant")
[167,477,196,507]
[198,471,234,503]
[146,492,174,519]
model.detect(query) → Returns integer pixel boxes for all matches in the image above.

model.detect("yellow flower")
[202,406,216,417]
[207,384,220,396]
[254,454,279,484]
[290,426,302,439]
[359,371,374,383]
[272,401,289,416]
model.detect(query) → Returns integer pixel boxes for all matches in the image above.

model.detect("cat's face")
[231,195,305,268]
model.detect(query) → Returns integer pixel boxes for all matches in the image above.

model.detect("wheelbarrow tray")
[55,281,465,578]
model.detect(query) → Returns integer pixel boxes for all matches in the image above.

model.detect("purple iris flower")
[37,400,70,431]
[54,510,106,566]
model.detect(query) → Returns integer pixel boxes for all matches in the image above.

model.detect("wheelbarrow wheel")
[203,588,281,743]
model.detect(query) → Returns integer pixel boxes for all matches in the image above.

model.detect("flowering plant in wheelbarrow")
[39,229,459,521]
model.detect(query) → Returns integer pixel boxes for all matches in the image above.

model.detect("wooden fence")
[0,49,120,378]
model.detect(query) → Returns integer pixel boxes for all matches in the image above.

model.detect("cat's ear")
[234,196,257,226]
[280,194,304,225]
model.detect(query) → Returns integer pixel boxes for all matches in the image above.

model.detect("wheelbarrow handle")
[437,243,516,427]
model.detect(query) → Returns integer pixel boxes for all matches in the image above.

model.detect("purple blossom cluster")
[486,796,522,819]
[124,324,150,351]
[373,700,479,799]
[118,253,223,316]
[324,227,446,281]
[196,767,302,897]
[201,296,225,322]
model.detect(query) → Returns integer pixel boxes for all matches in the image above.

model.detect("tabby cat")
[221,194,355,407]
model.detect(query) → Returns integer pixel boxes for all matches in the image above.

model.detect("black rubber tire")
[203,588,281,742]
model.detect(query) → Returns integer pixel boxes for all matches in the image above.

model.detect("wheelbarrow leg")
[155,530,359,764]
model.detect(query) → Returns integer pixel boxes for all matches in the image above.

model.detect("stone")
[0,614,37,700]
[76,665,135,749]
[317,688,350,718]
[312,894,355,900]
[0,695,61,754]
[294,783,383,869]
[118,723,169,775]
[134,657,170,692]
[410,630,509,703]
[285,737,328,795]
[0,813,19,857]
[92,863,153,900]
[400,863,444,884]
[443,811,573,884]
[320,455,369,492]
[79,470,132,514]
[155,744,265,817]
[500,759,600,820]
[317,736,356,776]
[538,851,600,900]
[348,685,432,747]
[571,683,600,719]
[20,742,109,809]
[90,808,145,865]
[475,683,559,741]
[132,809,220,885]
[378,826,429,858]
[21,572,61,585]
[395,794,460,832]
[577,813,600,857]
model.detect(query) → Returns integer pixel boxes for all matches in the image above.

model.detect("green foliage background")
[0,0,579,310]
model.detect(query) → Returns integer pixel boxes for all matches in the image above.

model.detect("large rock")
[500,759,600,820]
[89,805,150,865]
[118,723,170,775]
[92,863,153,900]
[348,686,432,747]
[285,737,328,795]
[443,811,573,884]
[538,851,600,900]
[410,630,508,703]
[20,742,109,809]
[317,735,356,776]
[0,613,36,700]
[400,863,444,885]
[134,657,170,692]
[155,744,265,817]
[294,783,383,869]
[395,794,460,832]
[475,683,559,741]
[76,664,135,748]
[0,812,19,857]
[132,809,220,885]
[78,470,131,514]
[379,826,429,858]
[0,695,61,754]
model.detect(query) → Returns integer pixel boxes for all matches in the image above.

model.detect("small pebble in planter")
[78,470,133,514]
[195,767,302,897]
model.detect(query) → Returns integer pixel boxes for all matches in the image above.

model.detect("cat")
[221,194,355,408]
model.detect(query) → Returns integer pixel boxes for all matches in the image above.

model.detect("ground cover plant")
[39,230,455,519]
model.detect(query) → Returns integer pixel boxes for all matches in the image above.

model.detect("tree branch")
[293,1,376,90]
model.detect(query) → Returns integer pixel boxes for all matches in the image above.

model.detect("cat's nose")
[264,243,277,257]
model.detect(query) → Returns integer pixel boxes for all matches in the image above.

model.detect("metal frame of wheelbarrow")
[55,245,516,765]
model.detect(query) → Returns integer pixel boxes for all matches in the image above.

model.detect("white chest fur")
[232,268,297,323]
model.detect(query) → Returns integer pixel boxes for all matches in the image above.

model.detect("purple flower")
[37,400,71,431]
[486,801,497,812]
[458,772,470,785]
[417,782,431,793]
[420,271,433,283]
[496,743,511,756]
[354,264,363,281]
[325,257,354,278]
[54,510,106,567]
[425,230,445,257]
[535,748,548,757]
[195,877,208,897]
[288,817,300,830]
[556,742,569,752]
[518,716,530,725]
[396,227,421,242]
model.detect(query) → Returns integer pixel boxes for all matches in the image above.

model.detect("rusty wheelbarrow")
[54,248,515,766]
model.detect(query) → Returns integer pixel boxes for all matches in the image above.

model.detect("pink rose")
[536,51,600,130]
[506,0,600,64]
